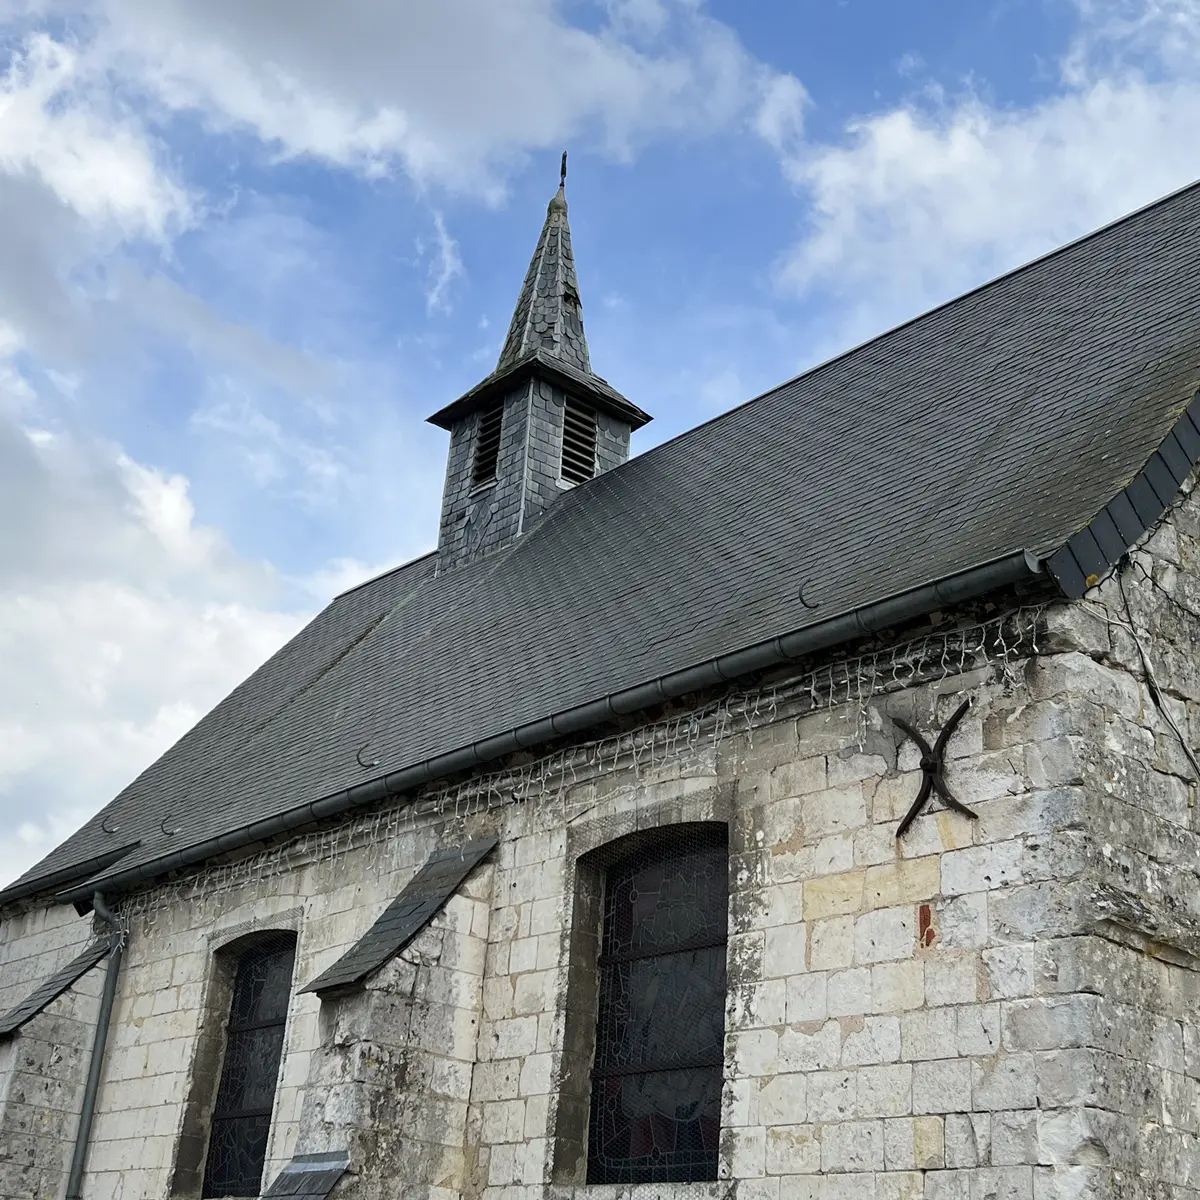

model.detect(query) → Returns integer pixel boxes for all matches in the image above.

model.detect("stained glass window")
[587,828,728,1184]
[202,932,297,1198]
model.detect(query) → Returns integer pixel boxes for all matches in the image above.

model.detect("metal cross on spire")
[560,150,567,188]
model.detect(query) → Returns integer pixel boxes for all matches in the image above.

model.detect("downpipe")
[66,891,124,1199]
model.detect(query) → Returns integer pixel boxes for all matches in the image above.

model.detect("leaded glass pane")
[203,933,296,1198]
[588,830,728,1184]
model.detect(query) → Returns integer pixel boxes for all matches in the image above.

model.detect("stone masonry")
[5,478,1200,1199]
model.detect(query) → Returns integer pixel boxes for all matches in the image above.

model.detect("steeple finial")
[494,154,589,373]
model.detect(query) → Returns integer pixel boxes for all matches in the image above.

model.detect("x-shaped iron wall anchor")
[893,698,979,839]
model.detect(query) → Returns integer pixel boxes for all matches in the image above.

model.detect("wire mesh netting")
[115,606,1044,933]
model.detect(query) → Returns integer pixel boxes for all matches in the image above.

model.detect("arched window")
[587,826,728,1184]
[201,931,297,1198]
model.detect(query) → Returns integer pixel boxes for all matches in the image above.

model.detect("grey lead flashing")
[262,1151,350,1199]
[0,937,112,1038]
[300,837,497,997]
[53,550,1042,907]
[1047,393,1200,597]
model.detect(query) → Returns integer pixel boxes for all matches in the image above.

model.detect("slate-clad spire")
[428,155,650,571]
[496,154,591,374]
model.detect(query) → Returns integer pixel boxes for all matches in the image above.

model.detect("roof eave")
[48,547,1045,908]
[426,350,652,431]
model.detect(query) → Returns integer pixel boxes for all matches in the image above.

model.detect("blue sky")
[4,0,1200,885]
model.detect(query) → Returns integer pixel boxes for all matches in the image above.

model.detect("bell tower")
[428,155,651,571]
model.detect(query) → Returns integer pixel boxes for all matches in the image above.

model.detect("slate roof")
[0,937,112,1037]
[497,183,590,374]
[300,837,497,996]
[261,1152,350,1199]
[8,180,1200,904]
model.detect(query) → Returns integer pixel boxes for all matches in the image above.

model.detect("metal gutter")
[55,549,1044,906]
[65,892,123,1199]
[0,842,141,908]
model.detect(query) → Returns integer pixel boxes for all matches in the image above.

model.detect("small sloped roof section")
[9,180,1200,904]
[300,837,497,997]
[0,938,112,1038]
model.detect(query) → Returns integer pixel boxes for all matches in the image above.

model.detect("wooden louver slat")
[561,402,597,484]
[471,404,504,486]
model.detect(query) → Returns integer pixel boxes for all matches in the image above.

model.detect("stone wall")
[4,481,1200,1199]
[0,903,101,1200]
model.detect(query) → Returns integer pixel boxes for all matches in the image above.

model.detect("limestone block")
[871,961,924,1013]
[925,953,979,1006]
[912,1059,972,1114]
[875,1171,924,1200]
[864,858,940,908]
[518,1053,552,1096]
[724,1076,755,1127]
[853,907,915,965]
[779,1021,842,1073]
[764,923,809,979]
[857,1063,913,1117]
[786,973,828,1024]
[1002,996,1098,1053]
[727,1125,767,1177]
[901,1007,957,1062]
[828,967,872,1017]
[938,893,989,951]
[758,1073,808,1126]
[853,823,896,867]
[729,979,788,1031]
[771,757,829,800]
[508,937,538,974]
[958,1003,1002,1057]
[990,1109,1038,1165]
[945,1112,991,1169]
[841,1015,901,1066]
[491,1015,538,1059]
[827,752,888,788]
[821,1119,884,1173]
[731,1028,779,1077]
[513,971,554,1016]
[809,1069,856,1122]
[765,1124,821,1174]
[810,916,855,971]
[884,1115,945,1170]
[813,833,856,877]
[804,872,865,921]
[925,1169,972,1199]
[1033,1049,1103,1110]
[972,1054,1037,1111]
[758,883,806,929]
[803,786,868,840]
[1036,1108,1113,1167]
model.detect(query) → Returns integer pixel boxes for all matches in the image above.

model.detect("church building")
[4,168,1200,1200]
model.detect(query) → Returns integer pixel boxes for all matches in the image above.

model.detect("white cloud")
[422,213,464,315]
[775,0,1200,342]
[0,398,309,887]
[0,32,192,239]
[23,0,804,195]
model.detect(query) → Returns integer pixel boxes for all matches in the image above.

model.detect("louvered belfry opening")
[202,932,297,1198]
[471,403,505,487]
[587,826,729,1184]
[561,401,598,485]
